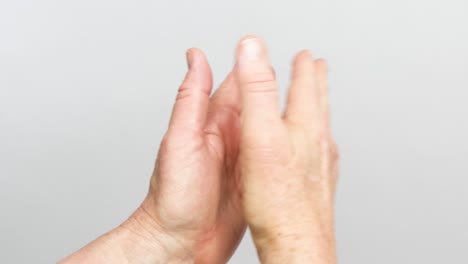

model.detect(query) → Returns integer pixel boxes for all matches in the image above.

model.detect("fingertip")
[237,34,263,47]
[185,48,208,67]
[182,48,212,94]
[186,48,194,69]
[186,47,205,59]
[315,58,329,73]
[296,49,313,61]
[236,35,268,64]
[291,50,315,76]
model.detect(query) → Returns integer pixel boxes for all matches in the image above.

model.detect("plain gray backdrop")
[1,0,467,263]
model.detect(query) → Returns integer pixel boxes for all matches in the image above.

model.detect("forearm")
[59,207,194,264]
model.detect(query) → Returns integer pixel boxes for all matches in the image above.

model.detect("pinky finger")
[315,58,331,131]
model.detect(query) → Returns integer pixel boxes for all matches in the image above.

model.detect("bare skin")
[60,49,246,264]
[59,35,338,264]
[235,36,339,264]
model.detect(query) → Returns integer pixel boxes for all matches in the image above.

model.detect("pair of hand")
[60,35,339,264]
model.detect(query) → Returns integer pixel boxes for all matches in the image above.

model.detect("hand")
[60,48,246,264]
[234,36,339,263]
[129,48,246,263]
[60,35,339,264]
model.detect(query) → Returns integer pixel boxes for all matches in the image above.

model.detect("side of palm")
[144,69,245,263]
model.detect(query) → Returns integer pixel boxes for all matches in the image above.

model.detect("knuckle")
[329,139,340,162]
[175,84,193,101]
[175,90,193,101]
[177,83,192,93]
[312,133,338,159]
[242,72,277,93]
[318,136,339,163]
[175,83,209,101]
[160,131,184,150]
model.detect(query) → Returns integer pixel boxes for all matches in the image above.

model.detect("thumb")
[168,48,213,132]
[234,36,282,144]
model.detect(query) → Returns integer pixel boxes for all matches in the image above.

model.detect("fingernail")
[186,50,193,69]
[239,37,263,62]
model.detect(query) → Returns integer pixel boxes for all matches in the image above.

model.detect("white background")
[1,0,468,263]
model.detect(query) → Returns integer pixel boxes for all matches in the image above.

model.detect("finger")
[208,71,240,116]
[205,72,239,138]
[204,71,240,159]
[284,50,320,125]
[168,48,213,131]
[234,36,281,137]
[315,58,331,130]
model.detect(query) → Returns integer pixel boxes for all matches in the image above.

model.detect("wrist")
[118,205,195,264]
[59,205,195,264]
[251,222,336,264]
